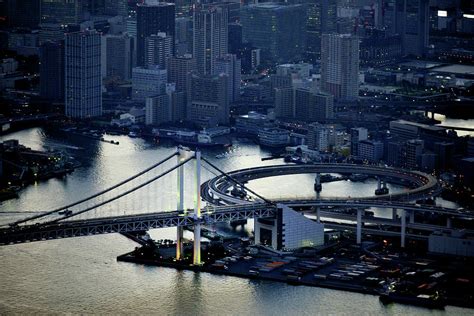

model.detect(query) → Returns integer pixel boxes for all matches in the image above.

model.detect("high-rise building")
[193,5,228,75]
[274,87,294,119]
[41,0,82,25]
[144,33,173,69]
[188,73,229,127]
[103,0,128,17]
[213,54,241,103]
[241,3,306,64]
[358,140,384,163]
[40,40,65,102]
[307,122,330,152]
[175,17,193,56]
[406,139,424,169]
[306,0,337,62]
[145,84,186,125]
[132,66,167,101]
[167,55,196,93]
[350,127,368,156]
[294,88,334,122]
[136,2,175,66]
[7,0,40,28]
[101,34,133,81]
[321,33,359,102]
[65,31,102,118]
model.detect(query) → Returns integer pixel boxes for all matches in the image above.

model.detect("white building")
[131,66,167,101]
[65,31,102,118]
[307,123,329,152]
[321,33,359,102]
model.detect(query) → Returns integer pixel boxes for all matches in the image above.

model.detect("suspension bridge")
[0,147,472,264]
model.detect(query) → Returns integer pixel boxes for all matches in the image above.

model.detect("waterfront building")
[307,123,329,152]
[137,2,175,67]
[40,40,64,102]
[294,88,334,122]
[235,112,275,136]
[321,33,359,102]
[350,127,368,156]
[258,128,290,147]
[193,5,228,75]
[131,66,167,102]
[358,140,384,163]
[241,3,306,64]
[101,34,133,81]
[274,87,294,119]
[65,31,102,118]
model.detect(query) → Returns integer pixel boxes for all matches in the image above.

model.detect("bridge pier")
[176,149,185,260]
[401,209,406,248]
[193,150,202,265]
[356,209,362,244]
[314,173,322,193]
[316,207,321,223]
[392,208,397,220]
[447,216,452,229]
[409,210,415,224]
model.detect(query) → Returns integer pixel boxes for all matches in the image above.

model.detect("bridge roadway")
[202,163,439,205]
[1,199,473,246]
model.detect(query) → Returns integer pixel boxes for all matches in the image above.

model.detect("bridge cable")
[201,157,274,205]
[45,155,196,224]
[10,151,179,226]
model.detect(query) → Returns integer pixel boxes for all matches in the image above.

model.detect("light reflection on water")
[0,128,468,315]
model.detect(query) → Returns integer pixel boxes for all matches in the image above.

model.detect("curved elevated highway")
[202,163,440,206]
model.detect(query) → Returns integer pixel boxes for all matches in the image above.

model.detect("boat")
[58,209,73,216]
[379,292,446,309]
[128,132,139,138]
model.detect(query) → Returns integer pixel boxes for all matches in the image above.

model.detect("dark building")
[306,0,337,62]
[7,0,40,28]
[228,23,242,54]
[40,40,65,102]
[359,30,402,66]
[136,2,175,67]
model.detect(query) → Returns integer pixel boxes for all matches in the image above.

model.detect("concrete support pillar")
[401,209,406,248]
[316,207,321,223]
[447,217,452,229]
[176,149,185,260]
[314,173,322,193]
[377,178,382,190]
[193,150,202,265]
[392,208,397,220]
[356,209,362,244]
[409,210,414,224]
[254,219,260,245]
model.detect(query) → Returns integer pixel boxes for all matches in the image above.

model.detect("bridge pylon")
[193,150,202,265]
[176,148,185,260]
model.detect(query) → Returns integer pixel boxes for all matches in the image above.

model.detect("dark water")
[0,128,469,315]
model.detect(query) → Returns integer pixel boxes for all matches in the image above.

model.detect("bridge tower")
[193,150,202,265]
[176,148,185,260]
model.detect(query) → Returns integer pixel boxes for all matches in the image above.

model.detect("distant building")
[101,34,133,81]
[241,3,306,64]
[350,127,368,156]
[65,31,102,118]
[235,112,275,136]
[294,89,334,122]
[358,140,384,163]
[132,66,167,102]
[41,0,82,25]
[144,33,173,69]
[193,5,228,75]
[307,123,329,152]
[40,41,64,102]
[167,55,196,93]
[306,0,337,61]
[7,0,40,28]
[213,54,241,103]
[405,139,424,169]
[321,33,359,102]
[136,2,175,67]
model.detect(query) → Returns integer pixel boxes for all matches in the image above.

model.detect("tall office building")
[188,73,229,127]
[213,54,241,103]
[65,31,102,118]
[241,3,306,64]
[136,2,175,67]
[144,33,173,69]
[40,40,65,102]
[321,33,359,102]
[41,0,82,25]
[193,5,229,75]
[306,0,337,62]
[274,87,294,119]
[101,34,133,81]
[131,66,167,101]
[307,122,330,152]
[104,0,128,17]
[294,89,334,122]
[167,55,196,93]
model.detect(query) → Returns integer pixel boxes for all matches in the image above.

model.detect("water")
[430,112,474,137]
[0,128,470,315]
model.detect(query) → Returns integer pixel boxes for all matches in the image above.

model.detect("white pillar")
[176,149,185,260]
[316,207,321,223]
[401,209,406,248]
[356,209,362,244]
[254,219,261,245]
[446,217,452,229]
[193,150,201,265]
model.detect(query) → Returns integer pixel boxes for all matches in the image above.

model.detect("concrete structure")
[40,40,64,102]
[350,127,368,156]
[167,55,196,93]
[132,66,167,102]
[358,140,384,163]
[213,54,241,103]
[136,2,175,67]
[101,34,133,81]
[41,0,82,25]
[65,31,102,118]
[145,84,186,125]
[429,231,474,257]
[305,0,337,61]
[307,123,329,152]
[144,33,173,69]
[321,33,359,102]
[241,3,306,64]
[193,6,228,75]
[254,204,324,250]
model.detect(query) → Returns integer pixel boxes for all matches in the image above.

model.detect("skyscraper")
[41,0,82,25]
[167,55,196,93]
[306,0,337,62]
[144,33,173,69]
[213,54,241,103]
[65,31,102,118]
[101,34,134,81]
[193,5,229,75]
[136,2,175,67]
[132,66,167,101]
[40,40,65,102]
[321,33,359,102]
